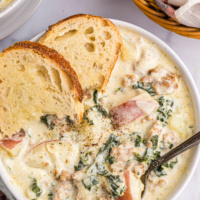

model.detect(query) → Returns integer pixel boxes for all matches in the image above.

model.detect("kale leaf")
[93,90,98,104]
[151,135,158,150]
[40,114,55,130]
[133,82,156,96]
[30,178,42,198]
[82,176,99,191]
[157,96,174,126]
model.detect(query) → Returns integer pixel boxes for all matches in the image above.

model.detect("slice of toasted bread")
[0,41,84,137]
[39,14,122,92]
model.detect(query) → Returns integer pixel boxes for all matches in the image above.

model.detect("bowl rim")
[0,0,23,18]
[0,19,200,200]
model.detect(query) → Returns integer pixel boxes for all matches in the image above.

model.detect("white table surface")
[0,0,200,199]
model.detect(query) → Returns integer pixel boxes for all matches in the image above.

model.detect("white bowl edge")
[0,0,23,19]
[0,19,199,200]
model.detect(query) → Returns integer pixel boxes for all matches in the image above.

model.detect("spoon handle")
[147,131,200,173]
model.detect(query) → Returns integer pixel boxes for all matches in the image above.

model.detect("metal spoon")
[141,131,200,199]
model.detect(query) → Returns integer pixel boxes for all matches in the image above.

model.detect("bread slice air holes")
[84,43,95,52]
[89,36,95,41]
[101,19,109,27]
[34,65,51,83]
[102,31,111,40]
[55,29,78,42]
[17,64,25,71]
[0,41,84,137]
[85,27,94,35]
[93,62,103,70]
[3,87,11,98]
[49,67,63,92]
[39,14,122,91]
[101,42,105,47]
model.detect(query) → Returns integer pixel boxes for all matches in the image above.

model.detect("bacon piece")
[116,170,143,200]
[0,139,22,150]
[110,93,159,126]
[0,129,25,150]
[110,100,144,126]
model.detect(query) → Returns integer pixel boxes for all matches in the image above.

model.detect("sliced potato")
[121,41,138,61]
[169,114,188,138]
[46,141,79,174]
[25,141,53,169]
[25,140,79,174]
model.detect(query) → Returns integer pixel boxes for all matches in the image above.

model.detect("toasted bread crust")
[2,41,84,101]
[39,14,122,92]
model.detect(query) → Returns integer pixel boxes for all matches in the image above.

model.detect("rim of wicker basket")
[133,0,200,39]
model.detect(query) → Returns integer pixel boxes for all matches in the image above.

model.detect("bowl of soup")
[0,19,199,200]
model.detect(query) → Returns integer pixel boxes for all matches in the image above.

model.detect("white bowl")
[0,0,42,40]
[0,19,200,200]
[0,0,23,19]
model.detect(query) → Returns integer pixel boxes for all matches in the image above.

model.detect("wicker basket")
[133,0,200,39]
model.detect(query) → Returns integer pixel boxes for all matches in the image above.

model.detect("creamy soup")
[0,0,14,11]
[0,26,195,200]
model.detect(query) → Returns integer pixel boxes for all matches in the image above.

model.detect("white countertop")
[0,0,200,199]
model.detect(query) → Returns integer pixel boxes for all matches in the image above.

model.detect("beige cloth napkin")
[155,0,200,28]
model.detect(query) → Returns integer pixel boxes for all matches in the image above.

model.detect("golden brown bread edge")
[2,41,84,102]
[39,14,122,92]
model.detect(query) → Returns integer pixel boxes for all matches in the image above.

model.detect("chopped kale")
[80,134,125,199]
[106,156,115,165]
[135,152,148,163]
[74,160,85,171]
[129,132,139,140]
[157,96,174,126]
[30,178,42,198]
[154,165,166,177]
[159,141,165,150]
[83,111,94,125]
[106,174,126,198]
[160,141,174,150]
[96,162,108,175]
[98,134,120,155]
[94,104,110,118]
[143,138,147,146]
[133,82,156,96]
[135,135,142,147]
[151,135,158,150]
[130,132,147,147]
[93,90,98,104]
[80,151,93,166]
[82,176,99,191]
[135,150,161,166]
[163,158,178,169]
[65,116,74,125]
[115,87,124,93]
[40,114,55,130]
[48,192,54,200]
[75,152,93,171]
